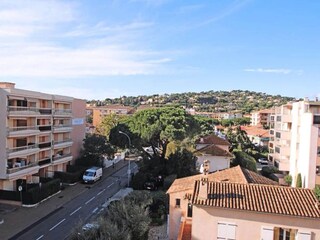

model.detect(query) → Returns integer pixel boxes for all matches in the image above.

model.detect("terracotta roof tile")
[240,126,270,138]
[195,134,230,146]
[194,144,233,157]
[192,181,320,219]
[167,166,277,194]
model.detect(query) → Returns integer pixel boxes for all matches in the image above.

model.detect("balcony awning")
[7,95,26,100]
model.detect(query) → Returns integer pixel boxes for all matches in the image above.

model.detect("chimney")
[203,160,210,175]
[0,82,15,89]
[200,137,204,143]
[198,177,208,199]
[304,97,309,102]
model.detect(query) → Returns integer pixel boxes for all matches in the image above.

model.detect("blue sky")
[1,0,319,100]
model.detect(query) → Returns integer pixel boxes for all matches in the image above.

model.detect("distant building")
[0,82,86,191]
[92,105,135,127]
[195,134,232,173]
[241,125,270,147]
[268,100,320,188]
[251,108,275,126]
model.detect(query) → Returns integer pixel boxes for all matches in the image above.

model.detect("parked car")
[83,167,103,183]
[144,181,158,191]
[258,158,269,165]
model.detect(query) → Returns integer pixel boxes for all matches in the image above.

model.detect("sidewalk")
[0,160,128,240]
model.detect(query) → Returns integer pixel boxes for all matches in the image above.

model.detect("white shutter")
[227,224,236,240]
[297,232,311,240]
[261,227,273,240]
[217,223,228,239]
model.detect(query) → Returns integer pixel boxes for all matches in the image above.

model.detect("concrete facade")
[192,206,319,240]
[269,100,320,188]
[0,82,86,191]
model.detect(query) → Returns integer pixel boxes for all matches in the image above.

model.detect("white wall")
[197,155,230,173]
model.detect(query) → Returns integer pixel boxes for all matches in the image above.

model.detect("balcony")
[7,126,40,137]
[274,159,290,172]
[38,157,51,166]
[39,125,52,132]
[53,124,73,133]
[52,153,72,165]
[7,162,39,179]
[53,139,73,149]
[39,108,52,115]
[53,109,72,117]
[38,141,52,149]
[282,115,292,123]
[7,106,40,117]
[7,144,40,159]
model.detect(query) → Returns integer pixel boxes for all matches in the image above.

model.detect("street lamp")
[119,131,131,187]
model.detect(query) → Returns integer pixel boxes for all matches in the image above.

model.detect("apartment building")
[0,82,86,191]
[92,105,135,127]
[268,100,320,188]
[251,108,275,126]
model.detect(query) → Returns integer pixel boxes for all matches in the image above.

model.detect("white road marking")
[92,207,99,213]
[107,183,114,188]
[70,206,82,216]
[49,218,66,231]
[85,197,95,205]
[97,189,106,196]
[35,235,44,240]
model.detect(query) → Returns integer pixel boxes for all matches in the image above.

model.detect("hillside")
[87,90,297,114]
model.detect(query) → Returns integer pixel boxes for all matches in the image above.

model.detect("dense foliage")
[87,90,296,114]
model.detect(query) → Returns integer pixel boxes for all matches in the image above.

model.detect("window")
[274,227,297,240]
[314,115,320,124]
[217,222,236,240]
[261,227,273,240]
[175,198,180,208]
[187,203,192,217]
[275,132,281,138]
[276,116,282,122]
[275,147,280,154]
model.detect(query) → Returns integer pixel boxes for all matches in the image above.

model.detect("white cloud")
[244,68,293,74]
[0,0,171,78]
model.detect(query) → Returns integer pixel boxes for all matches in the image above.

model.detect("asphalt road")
[11,163,138,240]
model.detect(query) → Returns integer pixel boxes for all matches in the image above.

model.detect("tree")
[97,114,127,140]
[76,134,115,167]
[296,173,302,188]
[166,148,197,178]
[314,185,320,201]
[127,107,200,158]
[232,150,257,172]
[284,174,292,186]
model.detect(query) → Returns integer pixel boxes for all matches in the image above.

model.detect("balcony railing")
[7,162,38,174]
[8,106,39,112]
[38,158,51,166]
[53,109,72,115]
[53,153,72,161]
[39,125,52,131]
[39,108,52,114]
[7,126,38,132]
[38,142,52,149]
[7,144,38,153]
[54,139,72,145]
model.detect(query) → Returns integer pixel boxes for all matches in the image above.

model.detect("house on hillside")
[195,134,232,173]
[166,166,278,240]
[241,125,271,147]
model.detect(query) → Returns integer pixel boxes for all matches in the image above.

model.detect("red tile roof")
[192,181,320,219]
[240,126,270,138]
[194,144,233,157]
[167,166,277,194]
[195,134,230,146]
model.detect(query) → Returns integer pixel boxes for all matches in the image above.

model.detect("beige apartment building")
[251,108,275,126]
[268,100,320,188]
[0,82,86,191]
[91,105,135,127]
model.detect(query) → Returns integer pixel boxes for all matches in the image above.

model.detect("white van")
[83,167,103,183]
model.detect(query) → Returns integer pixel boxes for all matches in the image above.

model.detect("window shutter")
[227,224,236,240]
[261,227,273,240]
[273,227,280,240]
[217,223,228,239]
[297,232,311,240]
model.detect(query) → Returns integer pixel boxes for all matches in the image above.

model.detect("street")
[8,162,138,240]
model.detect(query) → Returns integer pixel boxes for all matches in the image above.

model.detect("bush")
[131,172,148,190]
[261,166,278,178]
[284,174,292,186]
[232,150,257,172]
[314,185,320,200]
[54,169,85,184]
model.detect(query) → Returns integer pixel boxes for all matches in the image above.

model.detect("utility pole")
[119,131,131,187]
